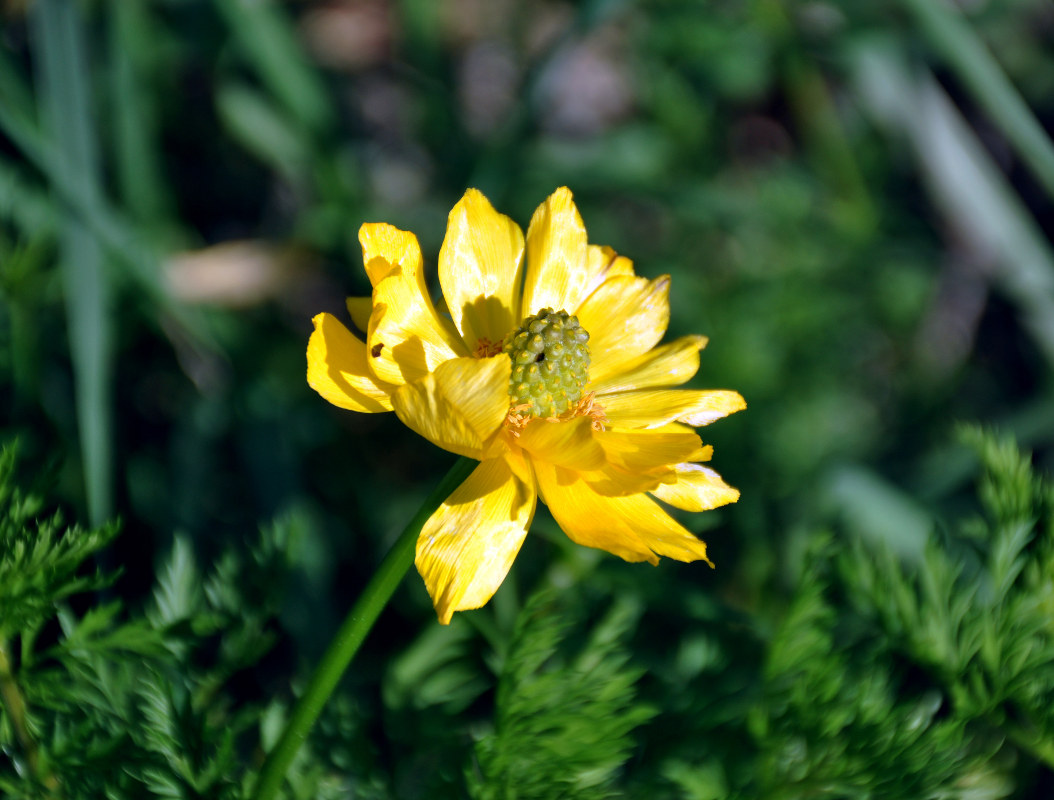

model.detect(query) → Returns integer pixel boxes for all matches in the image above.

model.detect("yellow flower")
[307,188,745,624]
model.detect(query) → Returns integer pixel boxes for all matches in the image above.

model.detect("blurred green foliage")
[1,0,1054,797]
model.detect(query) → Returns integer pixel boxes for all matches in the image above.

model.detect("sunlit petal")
[391,356,511,459]
[307,313,395,412]
[367,268,469,384]
[577,275,670,385]
[589,243,634,275]
[521,187,589,316]
[578,462,672,496]
[589,335,706,394]
[597,428,704,472]
[359,223,422,287]
[516,416,606,471]
[577,427,702,496]
[501,445,534,486]
[439,188,525,346]
[652,463,740,511]
[536,461,713,565]
[417,457,536,625]
[602,389,746,429]
[580,244,635,302]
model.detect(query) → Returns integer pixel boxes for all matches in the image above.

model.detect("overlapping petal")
[417,457,536,624]
[577,275,671,385]
[651,463,739,511]
[577,464,672,497]
[589,335,706,395]
[602,389,746,429]
[521,187,589,316]
[306,313,396,412]
[516,416,606,471]
[535,461,713,565]
[359,223,423,287]
[596,428,705,474]
[391,356,511,459]
[576,427,704,496]
[585,244,635,289]
[439,189,525,347]
[345,296,372,333]
[367,266,468,385]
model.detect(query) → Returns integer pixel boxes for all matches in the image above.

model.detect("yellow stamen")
[473,338,504,358]
[503,392,606,438]
[504,403,533,437]
[567,391,608,432]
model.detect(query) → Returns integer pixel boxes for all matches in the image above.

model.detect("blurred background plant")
[1,0,1053,797]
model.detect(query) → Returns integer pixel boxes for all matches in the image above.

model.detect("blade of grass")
[30,0,112,524]
[853,43,1054,368]
[215,81,312,181]
[0,51,213,351]
[898,0,1054,200]
[212,0,332,140]
[109,0,170,229]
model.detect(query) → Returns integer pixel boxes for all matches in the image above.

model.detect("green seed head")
[503,308,590,418]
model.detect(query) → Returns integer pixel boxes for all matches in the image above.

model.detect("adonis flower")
[307,188,745,624]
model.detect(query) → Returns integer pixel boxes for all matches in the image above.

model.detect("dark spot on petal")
[371,343,384,357]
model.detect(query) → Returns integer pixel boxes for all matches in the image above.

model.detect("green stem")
[0,640,61,797]
[898,0,1054,200]
[251,456,476,800]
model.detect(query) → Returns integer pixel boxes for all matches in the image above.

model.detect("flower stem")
[251,456,476,800]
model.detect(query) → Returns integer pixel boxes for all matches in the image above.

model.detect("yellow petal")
[535,461,713,565]
[597,428,704,473]
[652,463,739,511]
[359,223,422,287]
[346,296,372,333]
[602,389,746,429]
[583,244,635,296]
[589,335,707,394]
[417,457,536,625]
[579,462,672,496]
[521,187,589,316]
[690,444,715,461]
[367,267,468,384]
[577,427,703,496]
[502,445,534,486]
[306,313,395,412]
[516,416,606,471]
[652,421,699,436]
[438,188,525,346]
[577,275,670,385]
[391,356,511,459]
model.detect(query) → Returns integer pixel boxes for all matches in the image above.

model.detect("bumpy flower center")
[503,308,590,418]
